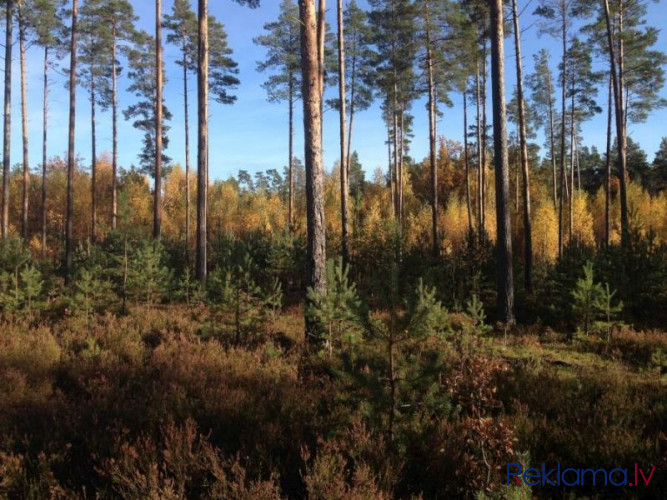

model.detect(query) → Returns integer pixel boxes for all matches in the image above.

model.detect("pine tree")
[2,0,13,239]
[535,0,585,258]
[300,0,327,342]
[165,0,239,252]
[65,0,78,287]
[254,0,301,228]
[79,0,114,243]
[123,31,172,177]
[368,0,419,224]
[28,0,67,252]
[652,137,667,193]
[528,49,558,208]
[511,0,533,290]
[489,0,514,324]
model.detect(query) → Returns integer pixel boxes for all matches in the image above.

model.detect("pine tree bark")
[2,0,13,239]
[300,0,327,341]
[489,0,514,324]
[558,12,567,258]
[425,12,438,257]
[512,0,532,291]
[603,0,629,246]
[182,40,191,255]
[476,64,483,240]
[154,0,163,240]
[464,91,473,234]
[337,0,350,266]
[288,75,294,229]
[66,0,78,287]
[91,73,97,243]
[547,70,557,208]
[480,43,488,240]
[42,46,49,252]
[112,28,119,230]
[605,74,612,247]
[196,0,209,283]
[19,8,30,241]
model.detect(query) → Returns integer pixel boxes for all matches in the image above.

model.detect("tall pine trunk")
[300,0,327,341]
[91,73,97,243]
[196,0,209,283]
[182,43,191,256]
[476,64,483,240]
[558,13,567,258]
[112,29,118,230]
[604,0,629,246]
[480,43,488,240]
[154,0,163,240]
[2,0,13,239]
[19,10,30,241]
[66,0,78,287]
[547,71,557,208]
[512,0,532,291]
[425,13,438,257]
[42,46,49,252]
[337,0,350,266]
[489,0,514,324]
[288,75,294,229]
[464,91,473,234]
[605,74,612,247]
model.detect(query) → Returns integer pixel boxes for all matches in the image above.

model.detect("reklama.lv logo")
[506,463,656,487]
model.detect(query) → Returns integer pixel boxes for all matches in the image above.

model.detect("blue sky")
[9,0,667,181]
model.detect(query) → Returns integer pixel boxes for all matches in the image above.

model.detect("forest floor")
[0,305,665,498]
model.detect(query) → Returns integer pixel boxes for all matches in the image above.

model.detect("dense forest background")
[0,0,666,498]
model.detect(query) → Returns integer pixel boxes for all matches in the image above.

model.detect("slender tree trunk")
[66,0,78,287]
[464,91,473,234]
[605,73,612,247]
[392,91,400,220]
[603,0,629,246]
[512,0,532,291]
[569,98,576,244]
[558,13,567,259]
[481,42,488,240]
[547,73,557,208]
[197,0,209,283]
[489,0,514,324]
[91,73,97,243]
[2,0,13,239]
[337,0,350,266]
[288,75,294,229]
[154,0,163,240]
[476,64,483,240]
[300,0,327,341]
[42,46,49,253]
[399,110,405,224]
[19,12,30,241]
[112,27,118,230]
[346,35,357,170]
[183,44,191,256]
[425,14,439,257]
[388,124,395,214]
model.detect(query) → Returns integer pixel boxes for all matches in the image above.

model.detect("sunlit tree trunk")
[66,0,79,287]
[42,46,49,252]
[300,0,327,341]
[337,0,350,266]
[489,0,514,323]
[2,0,13,239]
[196,0,209,283]
[19,7,30,241]
[154,0,163,240]
[512,0,532,291]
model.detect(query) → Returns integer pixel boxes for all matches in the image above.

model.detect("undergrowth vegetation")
[0,234,665,499]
